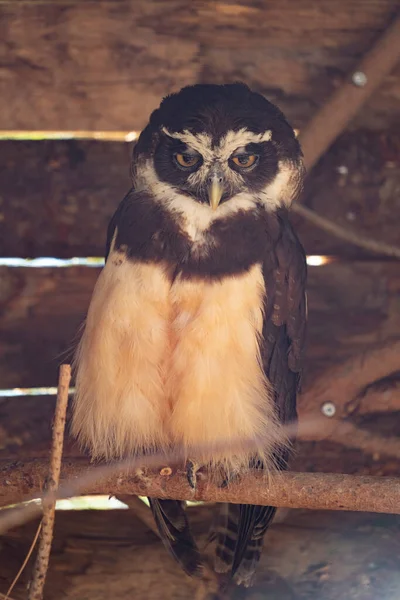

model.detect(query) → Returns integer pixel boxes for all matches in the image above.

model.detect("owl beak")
[208,173,224,211]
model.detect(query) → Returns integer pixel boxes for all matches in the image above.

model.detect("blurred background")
[0,1,399,598]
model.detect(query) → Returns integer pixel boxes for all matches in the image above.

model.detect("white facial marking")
[258,161,297,208]
[137,160,258,244]
[217,128,272,161]
[162,127,272,196]
[162,127,214,162]
[162,127,272,163]
[135,128,299,248]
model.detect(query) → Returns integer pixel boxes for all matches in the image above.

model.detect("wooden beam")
[299,12,400,171]
[0,140,131,258]
[1,1,399,131]
[0,265,97,388]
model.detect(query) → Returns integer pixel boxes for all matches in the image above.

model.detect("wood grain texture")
[296,128,400,258]
[0,265,98,388]
[0,2,200,131]
[1,130,400,258]
[0,1,399,131]
[2,508,399,600]
[0,140,131,258]
[1,459,400,514]
[0,262,399,389]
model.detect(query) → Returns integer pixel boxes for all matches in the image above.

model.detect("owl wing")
[217,210,307,586]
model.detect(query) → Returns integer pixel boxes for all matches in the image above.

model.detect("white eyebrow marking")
[162,128,214,161]
[162,127,272,162]
[218,129,272,161]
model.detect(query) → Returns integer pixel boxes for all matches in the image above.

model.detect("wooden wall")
[0,0,400,477]
[2,508,400,600]
[1,0,400,132]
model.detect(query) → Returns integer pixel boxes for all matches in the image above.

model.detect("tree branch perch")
[1,459,399,519]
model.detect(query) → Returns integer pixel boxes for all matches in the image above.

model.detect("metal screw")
[321,402,336,417]
[337,165,348,175]
[352,71,368,87]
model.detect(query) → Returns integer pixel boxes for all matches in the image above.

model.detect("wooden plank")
[0,140,131,258]
[3,507,399,600]
[1,1,399,131]
[0,2,200,132]
[1,262,399,390]
[0,265,97,388]
[0,395,77,459]
[1,131,399,258]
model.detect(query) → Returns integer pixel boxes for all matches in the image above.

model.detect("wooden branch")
[1,459,400,517]
[28,365,70,600]
[299,12,400,171]
[291,203,400,259]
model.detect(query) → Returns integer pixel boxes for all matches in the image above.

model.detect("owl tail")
[148,498,203,577]
[214,502,277,587]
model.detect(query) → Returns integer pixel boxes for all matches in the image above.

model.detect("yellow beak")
[209,178,224,211]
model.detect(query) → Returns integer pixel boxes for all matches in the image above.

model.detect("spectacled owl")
[72,82,307,589]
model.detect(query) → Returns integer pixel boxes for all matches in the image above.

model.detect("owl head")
[132,83,304,216]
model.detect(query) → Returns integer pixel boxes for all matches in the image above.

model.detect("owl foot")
[186,458,200,489]
[219,470,239,488]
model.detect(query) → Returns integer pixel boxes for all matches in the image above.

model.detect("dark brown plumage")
[72,82,307,590]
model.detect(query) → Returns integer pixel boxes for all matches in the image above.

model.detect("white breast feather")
[72,255,285,473]
[72,255,172,459]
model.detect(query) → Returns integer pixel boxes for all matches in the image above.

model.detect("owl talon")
[216,467,239,488]
[220,474,236,488]
[186,459,199,489]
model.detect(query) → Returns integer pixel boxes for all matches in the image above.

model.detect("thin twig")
[28,365,71,600]
[4,521,42,600]
[292,203,400,259]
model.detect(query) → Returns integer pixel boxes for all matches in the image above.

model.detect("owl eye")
[174,153,200,168]
[231,154,258,168]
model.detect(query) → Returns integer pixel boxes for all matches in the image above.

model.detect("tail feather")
[148,498,203,577]
[214,503,239,574]
[233,536,264,587]
[214,503,277,586]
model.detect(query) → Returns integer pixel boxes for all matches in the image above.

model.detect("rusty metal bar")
[299,13,400,171]
[1,459,400,518]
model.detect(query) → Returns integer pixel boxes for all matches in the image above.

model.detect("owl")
[72,83,307,589]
